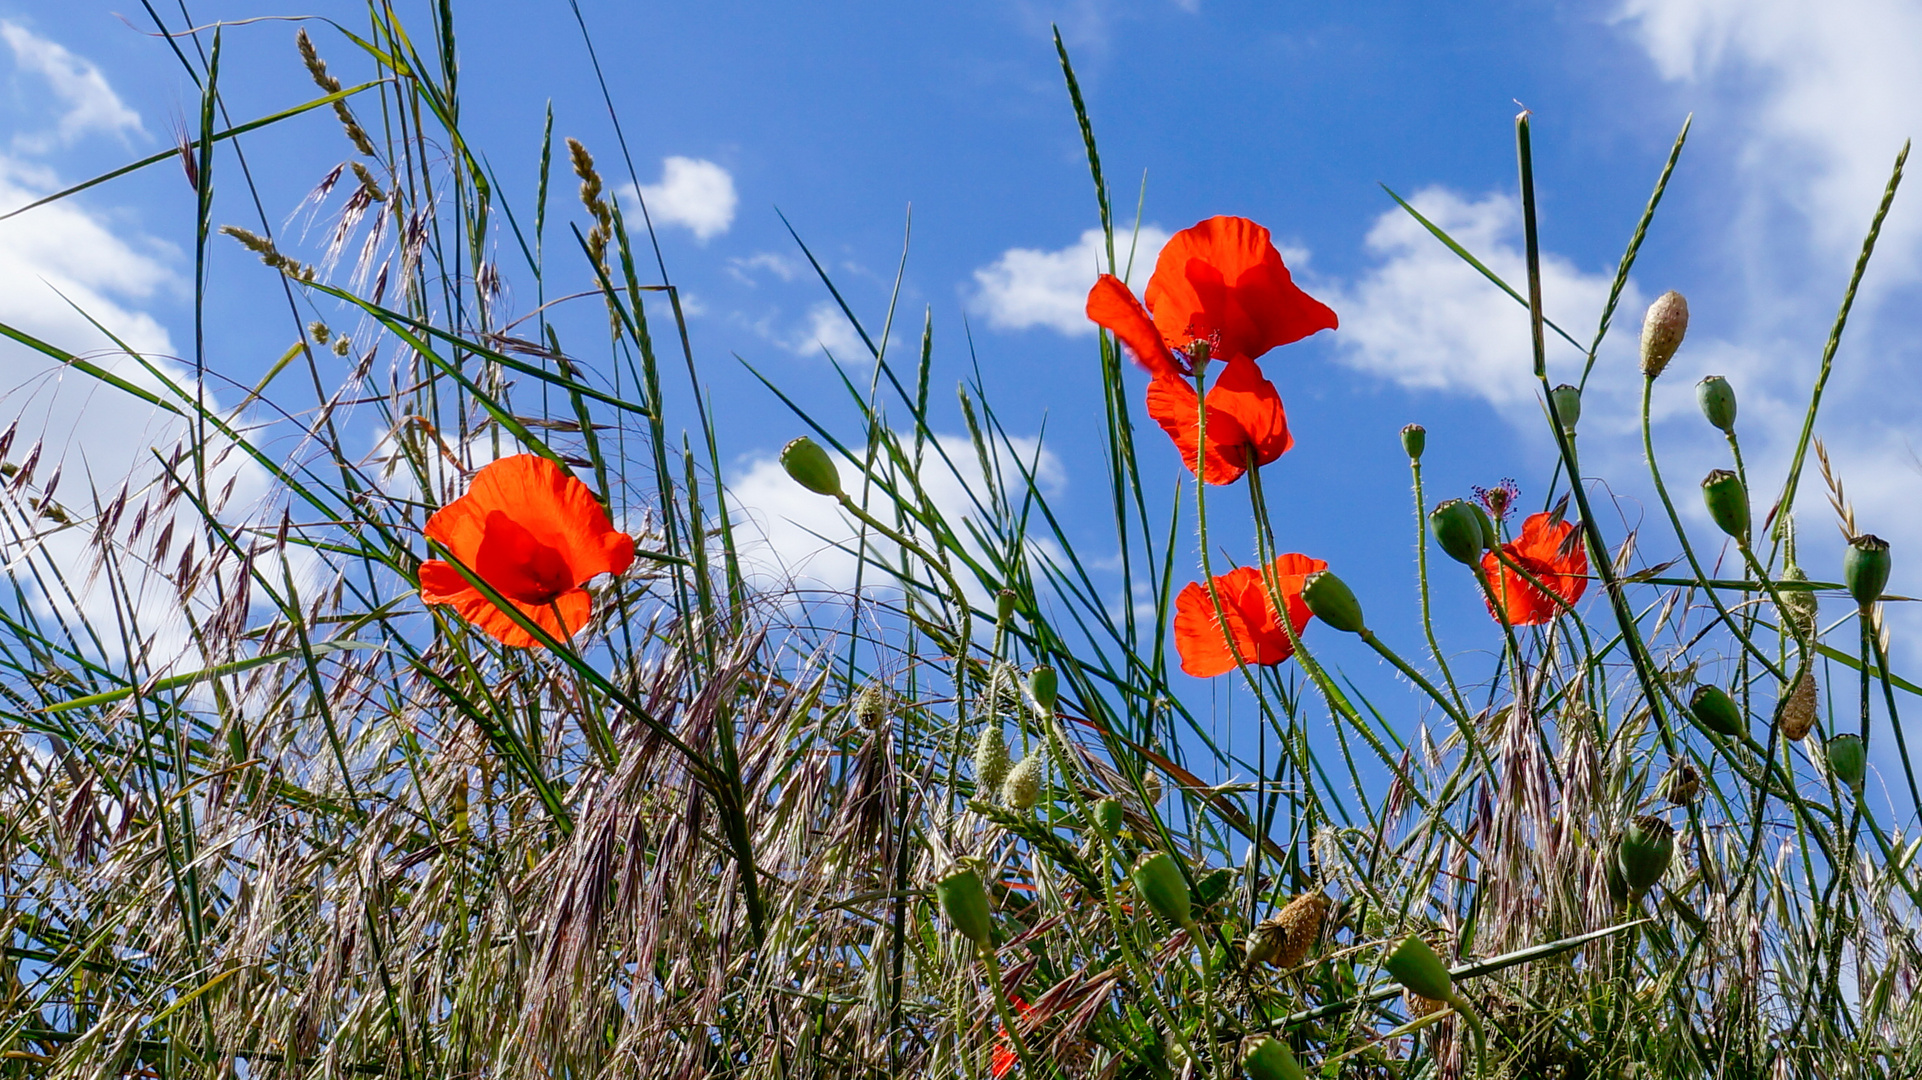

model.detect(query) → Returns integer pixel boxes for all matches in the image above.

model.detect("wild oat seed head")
[1780,669,1818,741]
[1639,290,1689,378]
[308,321,331,344]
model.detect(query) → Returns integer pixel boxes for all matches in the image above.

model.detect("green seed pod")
[1697,374,1737,433]
[972,725,1010,796]
[1701,469,1750,545]
[1827,733,1867,794]
[935,865,993,944]
[1616,815,1675,896]
[1384,934,1454,1002]
[1689,685,1745,738]
[1400,423,1426,461]
[1778,669,1817,742]
[1241,1036,1307,1080]
[1845,534,1891,611]
[1001,753,1042,811]
[1130,851,1193,929]
[1027,665,1058,715]
[779,436,842,498]
[1431,499,1493,566]
[1639,290,1689,379]
[1550,383,1582,433]
[1604,844,1630,905]
[1092,797,1124,837]
[995,588,1017,623]
[1301,571,1366,634]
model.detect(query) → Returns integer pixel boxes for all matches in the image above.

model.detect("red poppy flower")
[1173,553,1328,677]
[1478,511,1587,626]
[418,454,636,647]
[1085,216,1335,485]
[990,996,1032,1080]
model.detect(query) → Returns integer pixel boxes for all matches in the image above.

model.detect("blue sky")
[4,1,1922,787]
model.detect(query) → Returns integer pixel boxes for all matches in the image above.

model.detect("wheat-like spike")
[1814,438,1857,540]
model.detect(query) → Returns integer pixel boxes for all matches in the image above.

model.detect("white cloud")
[620,157,736,242]
[788,301,871,359]
[728,252,800,284]
[970,225,1171,336]
[0,20,142,151]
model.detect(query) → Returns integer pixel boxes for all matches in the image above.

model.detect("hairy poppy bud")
[1662,761,1701,806]
[1697,374,1737,433]
[1092,797,1124,837]
[1845,534,1891,611]
[972,725,1010,796]
[1130,851,1193,929]
[1384,934,1453,1002]
[935,865,992,944]
[1027,665,1058,715]
[996,588,1016,623]
[780,436,842,498]
[1431,499,1493,566]
[1780,565,1819,640]
[1401,423,1426,461]
[1701,470,1750,544]
[1827,733,1867,793]
[1779,670,1817,742]
[1639,290,1689,379]
[1689,685,1745,738]
[1301,571,1365,634]
[1616,815,1674,896]
[1550,383,1582,433]
[1241,1036,1306,1080]
[1001,753,1042,811]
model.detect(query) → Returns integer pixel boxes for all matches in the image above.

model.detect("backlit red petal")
[1087,274,1183,381]
[1144,216,1337,364]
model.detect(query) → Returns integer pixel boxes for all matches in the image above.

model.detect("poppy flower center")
[474,509,576,606]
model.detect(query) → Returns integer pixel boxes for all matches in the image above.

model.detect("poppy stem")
[1410,455,1468,716]
[978,943,1039,1080]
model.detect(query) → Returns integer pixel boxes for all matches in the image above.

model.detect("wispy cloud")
[619,156,738,242]
[970,226,1170,336]
[0,20,142,152]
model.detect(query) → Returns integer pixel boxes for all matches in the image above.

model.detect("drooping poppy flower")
[418,454,636,647]
[1478,511,1587,626]
[1085,216,1336,485]
[1173,553,1328,677]
[990,996,1033,1080]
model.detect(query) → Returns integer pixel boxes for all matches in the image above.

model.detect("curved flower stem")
[978,942,1039,1080]
[1410,455,1467,715]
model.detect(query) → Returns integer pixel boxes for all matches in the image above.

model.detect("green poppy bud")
[972,725,1010,796]
[779,436,842,498]
[1130,851,1193,929]
[1001,753,1042,811]
[1616,815,1674,897]
[1689,685,1745,738]
[1697,374,1737,433]
[1845,534,1891,611]
[1603,843,1630,905]
[1701,469,1750,545]
[1384,934,1454,1002]
[1092,797,1124,837]
[1639,290,1689,379]
[996,588,1017,623]
[1301,571,1366,634]
[935,865,993,944]
[1550,383,1581,433]
[1241,1036,1307,1080]
[1400,423,1426,461]
[1027,665,1058,715]
[1827,733,1867,794]
[1431,499,1493,566]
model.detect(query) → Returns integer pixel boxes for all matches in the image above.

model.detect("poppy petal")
[425,579,593,648]
[1173,556,1326,676]
[476,510,576,604]
[1478,513,1586,626]
[1087,274,1183,381]
[1206,356,1293,467]
[1145,216,1337,364]
[1145,375,1253,486]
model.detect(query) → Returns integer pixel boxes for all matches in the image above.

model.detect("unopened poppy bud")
[1845,534,1891,611]
[1130,851,1193,929]
[1639,290,1689,378]
[1779,669,1817,742]
[1827,733,1867,793]
[935,865,993,944]
[780,436,842,497]
[1689,685,1745,738]
[972,725,1010,796]
[1697,375,1737,433]
[1027,665,1058,715]
[1001,753,1042,811]
[1384,934,1453,1002]
[996,588,1016,623]
[1092,797,1124,837]
[1400,423,1426,461]
[1301,571,1365,634]
[1240,1036,1306,1080]
[1616,815,1674,896]
[1431,499,1493,566]
[1662,761,1701,805]
[1701,469,1750,544]
[1550,383,1581,433]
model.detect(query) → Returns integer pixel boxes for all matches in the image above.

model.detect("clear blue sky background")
[4,0,1922,790]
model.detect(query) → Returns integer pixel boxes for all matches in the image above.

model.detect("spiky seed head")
[1639,290,1689,378]
[1662,762,1701,806]
[1271,892,1330,969]
[1780,564,1819,640]
[1001,753,1042,811]
[973,726,1011,795]
[854,683,890,731]
[1779,669,1818,742]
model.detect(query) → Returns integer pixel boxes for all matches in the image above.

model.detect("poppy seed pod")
[935,865,993,944]
[1432,499,1493,566]
[1701,469,1751,544]
[1845,534,1891,611]
[1689,684,1746,738]
[779,436,842,498]
[996,588,1017,623]
[1301,571,1366,634]
[1697,374,1737,433]
[1616,815,1675,896]
[1401,423,1426,461]
[1639,290,1689,379]
[1827,733,1867,793]
[1027,665,1058,715]
[1384,934,1454,1002]
[1550,383,1582,433]
[972,725,1010,796]
[1001,753,1042,811]
[1130,851,1194,929]
[1092,797,1124,837]
[1241,1036,1307,1080]
[1779,670,1818,742]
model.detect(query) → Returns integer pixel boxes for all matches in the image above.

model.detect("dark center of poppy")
[475,510,576,605]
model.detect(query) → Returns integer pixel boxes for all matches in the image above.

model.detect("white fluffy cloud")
[787,300,871,359]
[620,156,737,242]
[970,226,1171,335]
[0,20,142,151]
